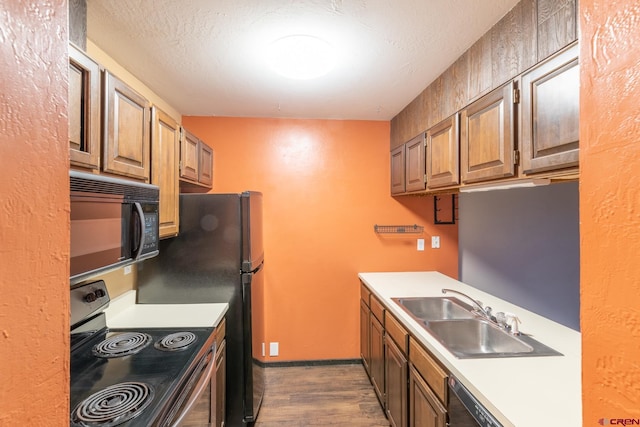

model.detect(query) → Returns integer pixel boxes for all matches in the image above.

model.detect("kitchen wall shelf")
[374,224,424,234]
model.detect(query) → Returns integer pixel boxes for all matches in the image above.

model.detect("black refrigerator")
[137,192,265,426]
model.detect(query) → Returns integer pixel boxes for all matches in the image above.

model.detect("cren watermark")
[599,419,640,425]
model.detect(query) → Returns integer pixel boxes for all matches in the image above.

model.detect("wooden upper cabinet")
[460,81,516,184]
[405,133,426,192]
[490,0,537,90]
[390,145,406,195]
[180,129,200,182]
[180,128,214,190]
[151,106,180,238]
[198,142,214,186]
[427,113,460,189]
[520,43,579,175]
[68,44,100,170]
[468,0,536,102]
[537,0,577,61]
[102,71,151,181]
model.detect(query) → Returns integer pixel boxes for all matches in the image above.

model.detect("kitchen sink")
[392,297,562,358]
[427,319,532,357]
[392,297,476,321]
[426,319,562,358]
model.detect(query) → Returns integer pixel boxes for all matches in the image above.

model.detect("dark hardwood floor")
[253,363,390,427]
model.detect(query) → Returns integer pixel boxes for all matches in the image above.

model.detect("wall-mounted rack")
[374,224,424,234]
[434,194,458,225]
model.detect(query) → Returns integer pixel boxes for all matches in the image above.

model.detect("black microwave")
[70,171,160,285]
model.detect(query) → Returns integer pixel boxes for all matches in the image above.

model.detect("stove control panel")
[71,280,110,328]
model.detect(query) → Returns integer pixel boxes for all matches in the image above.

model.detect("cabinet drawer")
[385,312,408,355]
[409,338,448,404]
[360,282,371,307]
[370,295,385,324]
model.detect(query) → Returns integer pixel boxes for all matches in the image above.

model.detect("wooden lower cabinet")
[214,339,226,427]
[360,298,371,376]
[409,365,446,427]
[370,313,385,406]
[385,336,408,427]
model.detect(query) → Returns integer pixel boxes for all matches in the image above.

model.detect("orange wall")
[0,1,70,426]
[183,117,458,361]
[580,0,640,421]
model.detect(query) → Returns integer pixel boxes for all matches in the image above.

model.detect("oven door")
[163,343,217,427]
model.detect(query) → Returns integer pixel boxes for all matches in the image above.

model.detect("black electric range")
[70,281,216,427]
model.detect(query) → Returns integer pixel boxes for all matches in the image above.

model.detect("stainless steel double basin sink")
[392,297,562,358]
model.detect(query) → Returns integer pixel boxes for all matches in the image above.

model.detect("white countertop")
[104,290,228,329]
[358,271,582,427]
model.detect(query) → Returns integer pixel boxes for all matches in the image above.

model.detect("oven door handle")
[169,347,216,427]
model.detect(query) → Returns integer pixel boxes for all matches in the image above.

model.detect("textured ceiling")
[87,0,519,120]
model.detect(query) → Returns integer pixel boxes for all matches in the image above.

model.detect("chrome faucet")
[441,288,492,320]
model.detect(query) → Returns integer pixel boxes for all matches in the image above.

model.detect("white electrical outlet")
[262,343,265,357]
[124,265,132,275]
[269,342,279,357]
[417,238,425,251]
[431,236,440,249]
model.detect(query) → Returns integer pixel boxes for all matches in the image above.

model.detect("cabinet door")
[370,315,385,406]
[409,366,446,427]
[537,0,577,61]
[520,43,579,175]
[386,337,408,427]
[427,114,460,189]
[151,107,180,238]
[460,82,516,184]
[214,339,226,427]
[68,44,100,170]
[198,141,214,187]
[103,71,150,180]
[360,299,371,376]
[390,145,406,194]
[180,129,199,182]
[405,133,426,192]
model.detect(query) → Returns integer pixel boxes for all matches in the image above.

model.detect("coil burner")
[154,332,198,352]
[71,381,154,427]
[92,332,152,358]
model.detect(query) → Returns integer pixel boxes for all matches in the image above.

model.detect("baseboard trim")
[262,358,363,368]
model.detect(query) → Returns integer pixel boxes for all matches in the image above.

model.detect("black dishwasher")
[448,376,504,427]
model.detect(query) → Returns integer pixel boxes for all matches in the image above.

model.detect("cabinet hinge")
[513,88,520,104]
[514,150,520,165]
[424,140,427,148]
[179,160,183,172]
[424,174,427,182]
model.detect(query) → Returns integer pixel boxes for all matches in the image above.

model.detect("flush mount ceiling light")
[266,35,336,80]
[459,178,551,193]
